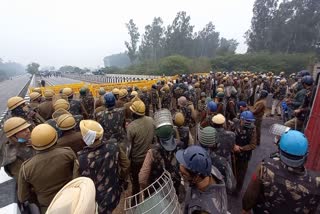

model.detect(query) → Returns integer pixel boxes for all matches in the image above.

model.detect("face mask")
[83,130,97,146]
[17,138,27,143]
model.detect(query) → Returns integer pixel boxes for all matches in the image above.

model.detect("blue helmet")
[207,101,217,112]
[297,70,310,78]
[279,130,308,167]
[176,145,212,176]
[240,111,255,122]
[260,90,268,98]
[104,92,116,108]
[301,75,314,86]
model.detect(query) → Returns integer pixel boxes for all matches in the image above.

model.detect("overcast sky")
[0,0,255,68]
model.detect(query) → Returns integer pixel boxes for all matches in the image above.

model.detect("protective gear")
[32,88,41,93]
[178,96,187,107]
[131,91,138,97]
[194,82,200,88]
[297,70,310,78]
[62,88,73,97]
[53,99,70,111]
[7,96,26,110]
[216,92,225,98]
[301,75,314,86]
[260,90,268,98]
[176,145,212,176]
[129,100,145,116]
[279,130,308,167]
[200,92,206,97]
[3,117,31,138]
[154,109,173,129]
[198,126,217,147]
[17,138,28,143]
[240,111,255,122]
[104,93,116,108]
[30,92,41,101]
[44,90,55,99]
[31,124,58,150]
[207,101,217,112]
[155,125,176,151]
[119,89,128,99]
[142,87,148,93]
[46,177,96,214]
[243,77,248,82]
[216,88,224,93]
[79,87,87,96]
[80,120,103,146]
[280,79,287,84]
[212,114,226,125]
[111,88,119,95]
[174,112,185,127]
[162,85,170,92]
[56,114,76,130]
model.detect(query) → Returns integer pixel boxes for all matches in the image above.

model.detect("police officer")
[2,117,35,180]
[140,87,151,116]
[29,92,42,110]
[98,93,125,142]
[18,124,79,213]
[127,100,155,198]
[55,114,86,154]
[252,90,268,146]
[150,84,159,113]
[160,85,172,109]
[62,88,88,118]
[139,120,181,199]
[95,87,106,109]
[211,114,236,167]
[116,88,128,108]
[7,96,45,126]
[79,87,94,119]
[38,89,55,121]
[232,111,257,193]
[242,130,320,213]
[176,145,228,214]
[285,75,314,131]
[173,112,193,149]
[78,120,130,213]
[198,126,236,193]
[271,79,287,117]
[200,101,217,128]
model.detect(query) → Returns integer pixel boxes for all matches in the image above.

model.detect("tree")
[217,38,239,56]
[139,17,165,61]
[125,19,140,64]
[26,62,40,75]
[159,55,190,75]
[164,11,194,57]
[194,22,220,57]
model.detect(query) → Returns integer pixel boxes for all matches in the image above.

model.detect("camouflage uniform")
[161,91,172,109]
[195,88,202,110]
[233,123,256,192]
[140,92,151,116]
[176,126,190,149]
[240,82,251,103]
[243,157,320,213]
[98,107,125,142]
[150,88,159,113]
[215,128,236,166]
[145,144,181,198]
[225,97,237,123]
[78,141,128,214]
[80,94,94,119]
[11,106,45,126]
[69,99,82,116]
[197,100,206,113]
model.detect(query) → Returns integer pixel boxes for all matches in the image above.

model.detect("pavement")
[0,75,31,115]
[35,76,82,86]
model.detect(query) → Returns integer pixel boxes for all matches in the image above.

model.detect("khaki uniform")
[56,131,86,154]
[38,101,54,121]
[127,116,155,197]
[3,141,35,180]
[252,99,266,145]
[18,147,80,213]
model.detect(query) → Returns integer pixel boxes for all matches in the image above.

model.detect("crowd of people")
[2,70,320,214]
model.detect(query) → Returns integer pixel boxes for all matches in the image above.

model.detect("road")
[0,75,283,213]
[0,75,31,115]
[35,76,82,86]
